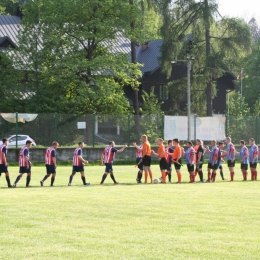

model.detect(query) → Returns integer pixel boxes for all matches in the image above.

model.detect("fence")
[0,113,164,147]
[0,113,259,147]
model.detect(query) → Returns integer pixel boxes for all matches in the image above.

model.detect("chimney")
[142,42,149,51]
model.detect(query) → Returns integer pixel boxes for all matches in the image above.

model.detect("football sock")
[149,171,153,183]
[199,171,203,182]
[14,175,22,184]
[168,172,172,182]
[207,171,211,181]
[251,170,253,180]
[144,172,148,183]
[26,174,31,186]
[137,171,142,182]
[51,176,55,186]
[81,176,86,185]
[212,173,216,182]
[243,172,247,181]
[110,174,116,183]
[254,171,258,181]
[162,171,166,183]
[220,170,224,180]
[101,173,107,183]
[177,172,182,182]
[69,173,75,184]
[42,174,50,182]
[230,172,234,181]
[5,173,11,187]
[194,170,198,177]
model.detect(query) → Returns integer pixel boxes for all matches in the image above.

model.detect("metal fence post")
[54,112,58,141]
[15,112,18,148]
[128,114,130,147]
[256,116,258,144]
[92,114,95,147]
[194,114,196,141]
[162,114,164,139]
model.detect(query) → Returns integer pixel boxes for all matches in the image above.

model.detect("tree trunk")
[205,0,212,116]
[130,0,140,138]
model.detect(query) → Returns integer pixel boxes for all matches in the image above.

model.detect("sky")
[217,0,259,23]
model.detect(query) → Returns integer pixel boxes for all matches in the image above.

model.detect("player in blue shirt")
[239,140,249,181]
[182,141,195,183]
[249,138,258,181]
[205,140,219,182]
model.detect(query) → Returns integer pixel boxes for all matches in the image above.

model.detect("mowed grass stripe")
[0,165,259,259]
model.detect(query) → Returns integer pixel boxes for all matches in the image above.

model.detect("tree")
[159,0,252,116]
[14,0,141,115]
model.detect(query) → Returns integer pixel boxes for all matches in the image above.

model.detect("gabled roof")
[0,15,21,46]
[0,36,17,49]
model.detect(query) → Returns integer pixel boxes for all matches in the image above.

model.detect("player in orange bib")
[141,135,153,183]
[152,138,167,183]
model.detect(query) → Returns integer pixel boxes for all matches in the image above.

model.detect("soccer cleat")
[100,182,103,185]
[8,185,13,188]
[50,185,55,187]
[40,181,43,186]
[199,180,204,183]
[176,182,181,184]
[68,183,71,186]
[13,183,16,188]
[26,185,31,188]
[114,182,119,185]
[84,183,90,186]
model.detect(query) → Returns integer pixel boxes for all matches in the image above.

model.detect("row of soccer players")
[133,136,258,183]
[0,136,258,187]
[0,138,128,187]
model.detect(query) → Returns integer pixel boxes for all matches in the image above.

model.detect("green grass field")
[0,165,259,260]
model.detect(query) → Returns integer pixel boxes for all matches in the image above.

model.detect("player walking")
[40,141,59,186]
[13,140,32,187]
[249,138,258,181]
[182,142,195,183]
[133,142,143,183]
[68,142,90,186]
[152,138,167,183]
[100,141,127,185]
[239,140,249,181]
[0,138,12,188]
[195,139,204,183]
[224,137,236,181]
[165,140,174,182]
[205,140,219,182]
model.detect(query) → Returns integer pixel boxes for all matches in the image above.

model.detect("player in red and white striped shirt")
[13,140,32,187]
[133,142,143,183]
[68,142,89,186]
[100,141,127,185]
[40,141,59,187]
[0,138,12,188]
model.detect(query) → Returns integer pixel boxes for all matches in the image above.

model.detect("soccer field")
[0,165,259,260]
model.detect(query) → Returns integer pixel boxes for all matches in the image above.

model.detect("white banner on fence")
[164,115,226,141]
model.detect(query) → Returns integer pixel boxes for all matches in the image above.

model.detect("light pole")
[171,58,194,141]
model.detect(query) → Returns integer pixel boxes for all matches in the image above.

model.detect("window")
[159,85,169,100]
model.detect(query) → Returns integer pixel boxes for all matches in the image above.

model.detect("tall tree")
[160,0,251,116]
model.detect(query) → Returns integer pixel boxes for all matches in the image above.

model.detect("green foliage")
[0,0,19,15]
[12,0,142,114]
[229,92,250,117]
[159,0,252,116]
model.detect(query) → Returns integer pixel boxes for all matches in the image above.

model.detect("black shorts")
[218,164,223,170]
[143,156,151,167]
[105,163,113,173]
[19,166,31,174]
[166,162,172,171]
[241,163,248,170]
[46,164,56,174]
[208,163,218,170]
[187,164,194,172]
[0,164,8,173]
[173,159,182,170]
[72,166,84,173]
[250,163,257,169]
[159,158,167,170]
[196,161,203,170]
[227,160,235,167]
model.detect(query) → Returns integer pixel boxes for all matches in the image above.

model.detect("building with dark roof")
[0,6,238,115]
